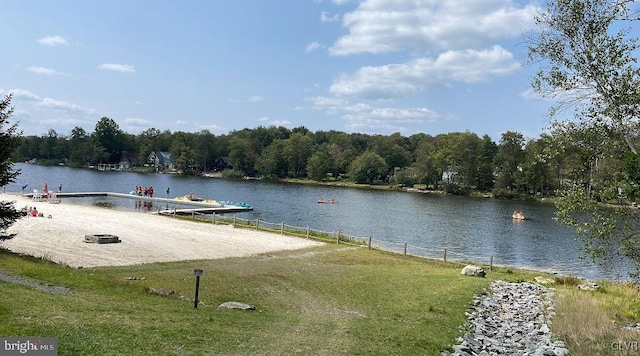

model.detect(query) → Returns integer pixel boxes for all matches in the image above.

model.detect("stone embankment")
[443,280,569,356]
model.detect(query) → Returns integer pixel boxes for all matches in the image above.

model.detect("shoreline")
[0,194,323,268]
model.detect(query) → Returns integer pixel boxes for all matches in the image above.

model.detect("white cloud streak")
[37,35,69,46]
[98,63,136,73]
[306,96,440,133]
[305,41,324,53]
[28,66,63,76]
[321,11,340,22]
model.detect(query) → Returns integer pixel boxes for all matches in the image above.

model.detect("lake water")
[5,163,635,281]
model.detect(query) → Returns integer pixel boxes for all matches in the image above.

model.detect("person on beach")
[58,183,62,193]
[166,187,170,198]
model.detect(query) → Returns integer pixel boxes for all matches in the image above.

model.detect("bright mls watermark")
[611,340,638,352]
[1,337,57,355]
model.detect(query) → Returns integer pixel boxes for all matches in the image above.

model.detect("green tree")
[228,132,257,176]
[521,137,554,197]
[529,0,640,154]
[40,129,58,160]
[92,117,124,163]
[170,131,196,174]
[412,134,439,187]
[256,139,288,178]
[529,0,640,277]
[307,144,332,181]
[348,151,388,184]
[284,133,313,178]
[69,126,92,166]
[16,135,41,162]
[493,131,525,191]
[0,94,26,240]
[370,133,413,175]
[476,134,497,191]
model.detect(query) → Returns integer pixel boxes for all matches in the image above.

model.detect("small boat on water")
[175,193,203,201]
[317,198,336,204]
[512,211,525,220]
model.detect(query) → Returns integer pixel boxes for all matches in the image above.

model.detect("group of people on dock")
[19,182,62,198]
[135,186,155,198]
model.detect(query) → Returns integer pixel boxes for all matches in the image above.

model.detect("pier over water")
[21,191,253,214]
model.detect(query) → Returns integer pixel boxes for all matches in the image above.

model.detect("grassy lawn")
[552,279,640,355]
[1,245,639,355]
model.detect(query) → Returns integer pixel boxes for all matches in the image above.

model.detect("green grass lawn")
[2,244,635,355]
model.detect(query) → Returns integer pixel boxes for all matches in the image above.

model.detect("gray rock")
[461,265,486,277]
[446,281,566,355]
[149,287,175,296]
[577,281,599,291]
[218,301,256,310]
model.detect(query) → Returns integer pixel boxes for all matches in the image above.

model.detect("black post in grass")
[193,268,203,309]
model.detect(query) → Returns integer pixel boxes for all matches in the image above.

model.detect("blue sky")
[1,0,555,141]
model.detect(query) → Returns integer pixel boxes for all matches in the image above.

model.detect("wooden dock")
[21,191,253,214]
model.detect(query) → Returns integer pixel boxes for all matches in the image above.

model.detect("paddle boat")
[183,193,203,201]
[512,211,525,220]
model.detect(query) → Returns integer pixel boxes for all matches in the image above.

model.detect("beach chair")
[48,192,61,204]
[31,189,42,201]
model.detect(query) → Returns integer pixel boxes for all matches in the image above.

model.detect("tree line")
[13,116,631,199]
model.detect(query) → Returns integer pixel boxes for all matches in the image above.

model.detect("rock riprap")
[444,280,569,356]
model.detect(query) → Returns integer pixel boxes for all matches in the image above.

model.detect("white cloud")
[306,96,349,113]
[28,66,63,76]
[321,11,340,22]
[329,0,539,56]
[2,88,40,101]
[37,35,68,46]
[38,97,95,116]
[330,46,520,99]
[1,89,98,135]
[256,116,290,127]
[269,120,292,126]
[332,0,352,5]
[229,95,263,103]
[98,63,136,73]
[124,117,152,126]
[40,116,94,129]
[306,95,440,133]
[197,123,227,133]
[305,41,324,53]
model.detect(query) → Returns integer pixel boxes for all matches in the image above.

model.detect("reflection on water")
[7,163,636,281]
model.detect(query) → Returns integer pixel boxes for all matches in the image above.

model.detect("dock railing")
[167,210,497,270]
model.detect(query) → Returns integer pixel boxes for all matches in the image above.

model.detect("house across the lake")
[148,151,176,171]
[119,151,140,170]
[213,157,232,171]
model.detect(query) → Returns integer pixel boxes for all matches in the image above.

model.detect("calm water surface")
[6,163,634,281]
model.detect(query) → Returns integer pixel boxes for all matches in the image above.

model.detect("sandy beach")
[0,194,323,268]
